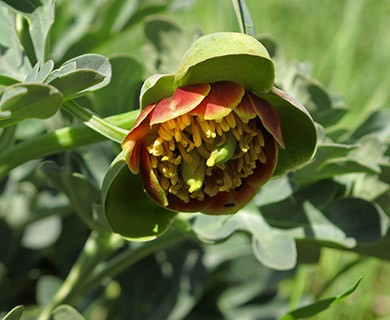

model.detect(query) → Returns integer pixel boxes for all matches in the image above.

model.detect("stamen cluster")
[147,111,267,203]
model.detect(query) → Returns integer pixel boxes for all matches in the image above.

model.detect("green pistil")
[206,131,237,167]
[181,149,206,193]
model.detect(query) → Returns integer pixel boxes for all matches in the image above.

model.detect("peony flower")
[121,32,316,215]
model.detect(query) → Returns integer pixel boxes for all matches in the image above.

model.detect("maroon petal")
[248,92,285,149]
[122,104,157,174]
[139,145,169,207]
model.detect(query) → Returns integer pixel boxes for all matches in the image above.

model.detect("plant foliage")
[0,0,388,319]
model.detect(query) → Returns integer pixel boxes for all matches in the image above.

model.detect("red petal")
[272,86,313,119]
[190,82,245,120]
[249,92,285,149]
[121,104,156,174]
[149,83,210,125]
[233,93,257,120]
[139,145,169,207]
[133,103,155,128]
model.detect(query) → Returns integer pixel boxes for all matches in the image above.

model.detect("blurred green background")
[55,0,390,132]
[1,0,389,319]
[171,1,390,319]
[53,0,389,319]
[173,0,390,128]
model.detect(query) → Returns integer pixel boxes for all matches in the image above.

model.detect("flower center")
[146,111,267,203]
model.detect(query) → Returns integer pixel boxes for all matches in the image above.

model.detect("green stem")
[67,231,184,303]
[37,231,122,320]
[63,100,129,143]
[37,231,184,319]
[0,110,138,180]
[0,125,16,149]
[231,0,255,36]
[289,264,307,309]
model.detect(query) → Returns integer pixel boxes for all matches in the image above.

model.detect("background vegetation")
[0,0,389,319]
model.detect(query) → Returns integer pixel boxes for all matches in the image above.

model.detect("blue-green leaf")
[25,60,54,83]
[52,305,86,320]
[0,5,31,80]
[2,0,55,64]
[193,208,297,270]
[0,83,63,128]
[47,54,111,99]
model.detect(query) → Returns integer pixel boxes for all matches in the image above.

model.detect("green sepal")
[260,87,317,176]
[139,73,175,109]
[102,153,177,242]
[174,32,274,96]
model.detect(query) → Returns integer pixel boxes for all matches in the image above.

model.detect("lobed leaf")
[25,60,55,83]
[193,208,297,270]
[294,140,384,186]
[0,83,63,128]
[290,73,348,128]
[47,54,112,99]
[2,0,55,64]
[0,5,32,81]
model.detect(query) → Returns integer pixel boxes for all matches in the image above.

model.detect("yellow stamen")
[191,120,202,147]
[259,150,267,163]
[174,128,182,142]
[146,110,269,202]
[158,125,172,141]
[225,112,236,128]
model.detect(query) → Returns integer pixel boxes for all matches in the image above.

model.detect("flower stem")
[37,231,184,319]
[231,0,255,36]
[37,231,122,320]
[62,100,129,143]
[0,110,138,180]
[0,125,16,150]
[70,231,184,301]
